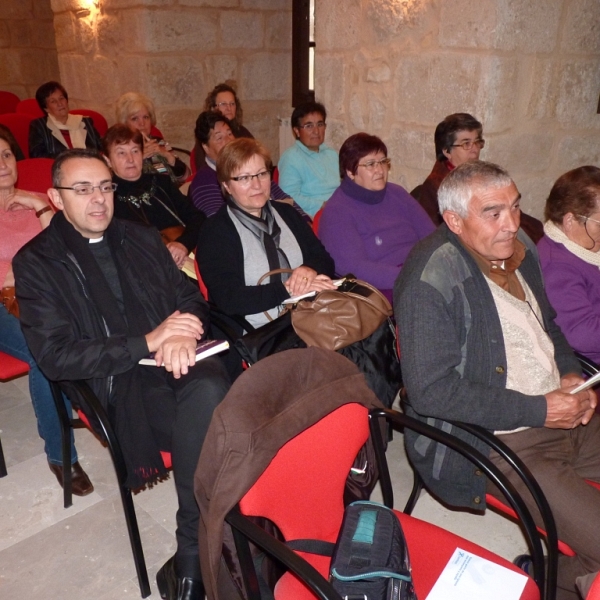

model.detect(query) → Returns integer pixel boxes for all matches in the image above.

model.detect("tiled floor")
[0,374,527,599]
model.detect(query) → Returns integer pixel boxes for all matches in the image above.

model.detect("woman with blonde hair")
[115,91,190,184]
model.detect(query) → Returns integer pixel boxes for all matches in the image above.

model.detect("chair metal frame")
[217,403,548,600]
[369,407,554,600]
[50,380,152,598]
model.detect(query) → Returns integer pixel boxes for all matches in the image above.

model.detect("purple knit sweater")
[319,177,435,294]
[538,235,600,363]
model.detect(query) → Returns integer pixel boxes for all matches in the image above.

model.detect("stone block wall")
[0,0,60,99]
[50,0,292,159]
[315,0,600,218]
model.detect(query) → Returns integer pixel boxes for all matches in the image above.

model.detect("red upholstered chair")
[0,113,34,158]
[312,207,324,236]
[50,380,171,598]
[16,98,44,118]
[224,402,543,600]
[16,158,54,195]
[0,352,30,478]
[0,91,20,115]
[69,108,109,136]
[588,573,600,599]
[189,146,197,176]
[0,351,29,381]
[150,125,163,139]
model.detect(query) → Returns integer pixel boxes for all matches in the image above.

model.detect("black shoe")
[157,555,205,600]
[513,554,534,577]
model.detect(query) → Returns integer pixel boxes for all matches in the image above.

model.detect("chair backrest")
[189,146,197,175]
[193,257,209,301]
[0,351,30,381]
[16,158,54,194]
[0,113,34,158]
[0,91,20,115]
[239,403,370,543]
[70,108,109,136]
[150,125,163,139]
[16,98,44,118]
[312,206,324,235]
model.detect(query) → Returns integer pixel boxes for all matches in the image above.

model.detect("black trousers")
[142,356,230,578]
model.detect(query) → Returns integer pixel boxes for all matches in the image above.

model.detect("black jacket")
[113,172,205,252]
[13,216,209,408]
[196,201,335,319]
[28,115,102,159]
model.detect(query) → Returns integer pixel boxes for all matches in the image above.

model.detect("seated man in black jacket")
[14,148,230,600]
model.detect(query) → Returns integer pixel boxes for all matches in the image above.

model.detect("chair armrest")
[575,352,600,378]
[369,407,550,600]
[226,507,343,600]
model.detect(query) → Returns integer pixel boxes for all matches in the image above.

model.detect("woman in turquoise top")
[278,101,339,217]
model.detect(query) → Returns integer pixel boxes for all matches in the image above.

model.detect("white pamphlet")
[425,548,528,600]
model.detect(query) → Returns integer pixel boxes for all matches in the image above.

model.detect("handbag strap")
[257,268,294,321]
[340,277,393,316]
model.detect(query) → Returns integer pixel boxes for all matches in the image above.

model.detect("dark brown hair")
[434,113,482,162]
[102,123,144,156]
[0,126,22,159]
[216,138,272,185]
[545,166,600,225]
[204,82,243,125]
[35,81,68,113]
[339,133,387,178]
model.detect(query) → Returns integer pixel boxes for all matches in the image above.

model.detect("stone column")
[0,0,59,98]
[50,0,292,157]
[315,0,600,217]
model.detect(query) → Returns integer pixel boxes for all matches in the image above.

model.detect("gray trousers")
[488,415,600,600]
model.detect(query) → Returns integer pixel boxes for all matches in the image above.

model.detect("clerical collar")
[89,236,104,244]
[461,238,527,301]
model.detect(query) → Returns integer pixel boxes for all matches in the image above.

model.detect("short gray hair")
[438,160,513,218]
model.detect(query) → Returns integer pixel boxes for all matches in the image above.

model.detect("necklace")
[116,179,157,208]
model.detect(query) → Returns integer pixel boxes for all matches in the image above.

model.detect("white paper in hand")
[425,548,527,600]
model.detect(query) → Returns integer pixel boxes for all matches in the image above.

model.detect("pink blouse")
[0,206,43,286]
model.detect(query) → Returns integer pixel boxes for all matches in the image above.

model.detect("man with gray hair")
[395,160,600,599]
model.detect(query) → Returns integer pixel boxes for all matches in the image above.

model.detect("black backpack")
[329,501,417,600]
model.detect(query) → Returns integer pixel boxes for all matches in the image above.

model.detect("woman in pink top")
[1,131,93,495]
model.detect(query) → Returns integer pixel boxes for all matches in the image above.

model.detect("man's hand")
[145,311,203,353]
[154,335,198,379]
[545,377,597,428]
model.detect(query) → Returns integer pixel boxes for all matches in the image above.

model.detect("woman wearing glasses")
[0,130,94,495]
[192,82,254,172]
[278,101,340,217]
[538,166,600,363]
[197,138,335,331]
[413,113,485,226]
[319,133,434,302]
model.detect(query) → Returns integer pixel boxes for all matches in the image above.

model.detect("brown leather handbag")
[291,277,392,351]
[1,286,19,319]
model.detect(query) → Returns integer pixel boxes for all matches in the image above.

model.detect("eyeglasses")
[55,183,118,196]
[230,170,270,186]
[578,215,600,226]
[216,102,236,109]
[357,158,391,171]
[297,121,326,131]
[451,138,485,151]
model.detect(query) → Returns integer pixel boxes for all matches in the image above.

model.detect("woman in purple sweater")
[538,166,600,364]
[319,133,435,302]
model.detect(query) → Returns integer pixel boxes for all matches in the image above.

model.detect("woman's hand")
[5,191,53,229]
[3,264,15,288]
[285,267,335,297]
[143,136,176,166]
[166,241,189,268]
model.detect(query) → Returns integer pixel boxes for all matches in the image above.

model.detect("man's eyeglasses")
[297,121,326,131]
[55,183,118,196]
[216,102,236,110]
[230,170,270,186]
[451,138,485,151]
[357,158,392,171]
